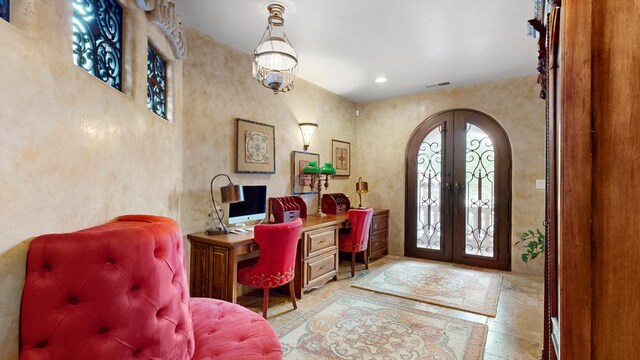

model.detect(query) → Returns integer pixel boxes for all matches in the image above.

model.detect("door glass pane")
[416,126,442,250]
[465,124,495,257]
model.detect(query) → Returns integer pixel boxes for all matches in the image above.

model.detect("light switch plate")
[536,179,545,189]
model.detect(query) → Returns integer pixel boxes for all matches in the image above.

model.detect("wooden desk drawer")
[305,226,338,258]
[371,232,387,252]
[306,251,338,286]
[371,214,388,232]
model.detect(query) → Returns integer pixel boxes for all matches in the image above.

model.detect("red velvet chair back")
[238,218,302,289]
[340,208,374,252]
[20,215,195,360]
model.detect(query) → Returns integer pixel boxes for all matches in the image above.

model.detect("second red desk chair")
[339,208,374,277]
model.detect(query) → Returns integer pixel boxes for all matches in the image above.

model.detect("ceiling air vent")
[425,81,452,89]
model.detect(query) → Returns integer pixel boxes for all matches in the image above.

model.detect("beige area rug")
[277,291,487,359]
[352,260,503,317]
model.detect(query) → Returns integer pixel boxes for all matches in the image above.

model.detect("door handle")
[454,182,464,214]
[444,182,451,191]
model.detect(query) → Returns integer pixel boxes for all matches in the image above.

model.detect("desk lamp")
[356,177,369,208]
[303,162,336,216]
[207,174,244,235]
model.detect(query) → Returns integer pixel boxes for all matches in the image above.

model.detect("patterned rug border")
[352,259,503,317]
[276,290,488,359]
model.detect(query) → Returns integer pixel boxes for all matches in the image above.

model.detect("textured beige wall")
[0,3,543,357]
[355,76,546,275]
[180,29,358,237]
[0,1,183,358]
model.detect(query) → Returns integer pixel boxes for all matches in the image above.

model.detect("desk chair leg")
[289,281,297,310]
[262,288,269,319]
[364,249,369,270]
[351,252,356,277]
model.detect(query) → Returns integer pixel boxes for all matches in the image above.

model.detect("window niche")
[0,0,9,22]
[146,43,168,120]
[72,0,123,91]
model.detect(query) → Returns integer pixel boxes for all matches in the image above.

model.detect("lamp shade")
[356,177,369,193]
[302,161,321,174]
[320,163,337,175]
[299,123,318,150]
[220,184,244,204]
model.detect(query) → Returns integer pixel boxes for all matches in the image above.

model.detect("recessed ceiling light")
[375,77,388,83]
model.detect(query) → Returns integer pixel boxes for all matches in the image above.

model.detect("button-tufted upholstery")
[339,208,374,277]
[20,215,282,360]
[237,219,302,319]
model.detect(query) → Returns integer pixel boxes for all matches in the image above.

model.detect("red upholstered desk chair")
[237,218,302,319]
[339,208,374,277]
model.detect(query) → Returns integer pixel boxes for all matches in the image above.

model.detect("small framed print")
[332,139,350,177]
[235,118,276,174]
[292,151,320,194]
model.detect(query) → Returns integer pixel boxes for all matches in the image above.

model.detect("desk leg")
[229,246,238,303]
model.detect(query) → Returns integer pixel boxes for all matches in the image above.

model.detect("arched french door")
[405,109,512,270]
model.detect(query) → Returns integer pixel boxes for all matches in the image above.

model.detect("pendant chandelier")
[252,3,298,94]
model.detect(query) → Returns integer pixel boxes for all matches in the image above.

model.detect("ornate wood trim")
[528,17,547,100]
[544,3,562,359]
[136,0,187,60]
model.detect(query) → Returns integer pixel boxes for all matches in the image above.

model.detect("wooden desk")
[187,210,389,303]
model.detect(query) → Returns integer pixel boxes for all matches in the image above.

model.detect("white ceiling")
[173,0,539,103]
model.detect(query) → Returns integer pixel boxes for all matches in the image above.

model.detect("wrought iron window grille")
[147,44,168,120]
[0,0,10,22]
[72,0,123,91]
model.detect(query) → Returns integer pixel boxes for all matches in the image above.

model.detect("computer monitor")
[228,185,267,227]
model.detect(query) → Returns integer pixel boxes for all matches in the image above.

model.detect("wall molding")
[136,0,187,59]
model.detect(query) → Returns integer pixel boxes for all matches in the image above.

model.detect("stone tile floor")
[236,255,544,360]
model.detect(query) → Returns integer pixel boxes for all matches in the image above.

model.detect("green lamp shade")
[303,161,321,174]
[320,162,337,175]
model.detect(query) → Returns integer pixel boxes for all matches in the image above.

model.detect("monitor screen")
[228,185,267,225]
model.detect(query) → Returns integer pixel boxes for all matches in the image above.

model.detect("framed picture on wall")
[292,151,320,194]
[235,118,276,174]
[332,139,350,177]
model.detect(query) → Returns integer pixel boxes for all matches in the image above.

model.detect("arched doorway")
[405,109,512,270]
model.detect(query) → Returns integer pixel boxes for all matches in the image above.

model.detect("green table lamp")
[303,161,335,216]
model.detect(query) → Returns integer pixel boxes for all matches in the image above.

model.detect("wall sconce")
[303,161,336,216]
[299,123,318,151]
[207,174,244,235]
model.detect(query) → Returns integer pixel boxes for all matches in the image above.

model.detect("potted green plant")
[515,229,545,263]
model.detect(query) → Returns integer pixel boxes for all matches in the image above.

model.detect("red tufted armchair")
[20,215,283,360]
[237,218,302,319]
[339,208,374,277]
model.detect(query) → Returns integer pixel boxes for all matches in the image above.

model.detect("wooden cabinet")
[188,213,349,303]
[369,210,389,260]
[301,225,339,292]
[187,210,389,303]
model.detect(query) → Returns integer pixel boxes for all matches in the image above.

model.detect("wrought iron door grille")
[464,124,496,257]
[416,126,443,250]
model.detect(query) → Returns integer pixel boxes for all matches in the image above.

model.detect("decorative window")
[0,0,9,22]
[147,44,168,119]
[72,0,123,91]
